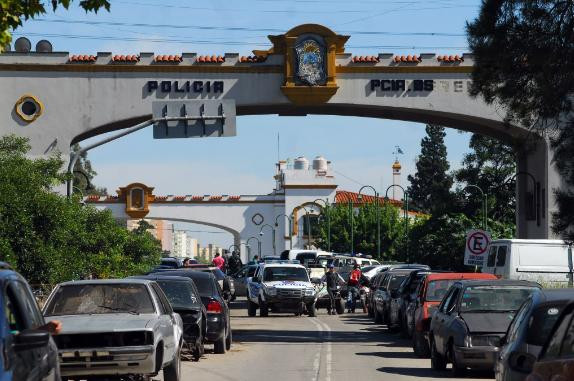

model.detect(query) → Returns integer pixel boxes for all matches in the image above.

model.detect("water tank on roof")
[36,40,53,53]
[312,156,328,171]
[294,156,309,170]
[14,37,31,53]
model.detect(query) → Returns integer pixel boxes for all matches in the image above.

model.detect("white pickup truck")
[246,261,317,317]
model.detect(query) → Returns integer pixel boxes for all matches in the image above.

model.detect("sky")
[14,0,483,249]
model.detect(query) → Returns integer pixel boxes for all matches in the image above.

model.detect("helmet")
[328,263,334,269]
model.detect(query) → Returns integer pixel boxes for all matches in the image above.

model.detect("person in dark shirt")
[325,264,340,315]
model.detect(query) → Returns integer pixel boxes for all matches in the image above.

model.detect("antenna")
[277,132,280,163]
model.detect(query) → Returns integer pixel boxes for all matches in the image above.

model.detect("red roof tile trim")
[173,196,186,201]
[209,196,223,201]
[239,55,266,63]
[69,55,96,63]
[228,196,241,200]
[335,191,402,207]
[155,55,182,63]
[154,196,169,201]
[393,55,421,63]
[196,55,225,63]
[191,196,204,201]
[352,55,380,63]
[437,55,464,63]
[112,55,140,63]
[86,195,101,201]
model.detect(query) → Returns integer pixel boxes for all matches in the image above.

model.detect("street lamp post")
[313,199,331,252]
[385,185,409,262]
[259,223,276,256]
[358,186,380,259]
[348,199,354,255]
[463,184,487,231]
[275,214,293,250]
[246,236,261,261]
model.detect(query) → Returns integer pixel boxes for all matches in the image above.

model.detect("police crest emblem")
[295,39,326,86]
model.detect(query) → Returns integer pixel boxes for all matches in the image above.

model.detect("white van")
[279,250,333,266]
[482,239,573,286]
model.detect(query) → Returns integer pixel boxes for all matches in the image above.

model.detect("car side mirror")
[13,329,50,352]
[508,351,536,374]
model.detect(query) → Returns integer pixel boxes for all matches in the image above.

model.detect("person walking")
[212,252,225,270]
[347,263,362,313]
[325,264,340,315]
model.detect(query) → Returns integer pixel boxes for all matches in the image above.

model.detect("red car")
[411,272,497,357]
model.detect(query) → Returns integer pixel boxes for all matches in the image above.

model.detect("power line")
[334,170,367,188]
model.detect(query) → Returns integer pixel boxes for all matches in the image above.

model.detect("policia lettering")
[147,80,224,94]
[370,79,433,92]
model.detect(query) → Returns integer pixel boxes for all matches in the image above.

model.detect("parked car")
[395,269,434,337]
[0,263,60,381]
[495,288,574,381]
[366,271,386,318]
[134,275,207,362]
[527,300,574,381]
[429,279,540,376]
[231,264,258,297]
[43,279,183,381]
[411,272,497,357]
[372,268,418,328]
[482,239,572,286]
[153,270,232,354]
[161,257,184,269]
[153,267,235,301]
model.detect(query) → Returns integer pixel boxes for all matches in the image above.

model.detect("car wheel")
[412,331,430,358]
[307,303,316,317]
[336,299,345,315]
[247,300,257,317]
[430,337,446,371]
[214,333,226,354]
[450,343,466,377]
[225,328,232,350]
[374,309,383,324]
[163,347,181,381]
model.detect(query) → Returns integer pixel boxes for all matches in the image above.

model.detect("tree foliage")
[467,0,574,240]
[454,134,516,225]
[1,0,110,51]
[407,124,453,214]
[71,143,107,196]
[0,135,160,285]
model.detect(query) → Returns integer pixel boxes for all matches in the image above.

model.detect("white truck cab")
[246,260,317,317]
[482,239,573,286]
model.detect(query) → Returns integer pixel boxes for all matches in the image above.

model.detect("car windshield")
[460,286,538,312]
[263,267,309,282]
[156,281,201,309]
[426,280,458,301]
[389,275,408,291]
[45,284,155,316]
[526,303,567,346]
[315,256,331,267]
[161,259,180,268]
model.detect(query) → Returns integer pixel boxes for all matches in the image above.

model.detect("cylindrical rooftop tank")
[294,156,309,170]
[312,156,328,171]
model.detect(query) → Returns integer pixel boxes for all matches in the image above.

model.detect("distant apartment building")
[126,219,173,252]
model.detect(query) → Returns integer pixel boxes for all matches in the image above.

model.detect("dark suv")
[0,264,60,380]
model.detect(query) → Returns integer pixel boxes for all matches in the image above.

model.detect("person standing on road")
[212,252,225,270]
[325,264,340,315]
[347,263,362,313]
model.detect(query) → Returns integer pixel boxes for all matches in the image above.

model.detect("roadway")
[174,301,494,381]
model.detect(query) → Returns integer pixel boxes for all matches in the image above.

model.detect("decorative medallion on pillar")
[255,24,349,105]
[14,94,44,123]
[117,183,154,218]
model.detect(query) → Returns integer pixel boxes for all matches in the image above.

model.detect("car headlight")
[304,288,315,296]
[470,335,502,347]
[265,288,277,296]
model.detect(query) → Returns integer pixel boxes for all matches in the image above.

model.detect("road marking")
[309,317,332,381]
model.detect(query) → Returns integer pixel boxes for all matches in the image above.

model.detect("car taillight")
[207,300,222,314]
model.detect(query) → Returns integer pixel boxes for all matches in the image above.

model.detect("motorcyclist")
[347,263,362,313]
[325,264,339,315]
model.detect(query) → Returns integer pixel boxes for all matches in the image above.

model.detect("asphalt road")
[168,300,495,381]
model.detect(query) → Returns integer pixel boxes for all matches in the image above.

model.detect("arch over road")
[0,24,559,239]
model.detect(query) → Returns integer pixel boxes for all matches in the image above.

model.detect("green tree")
[0,135,160,285]
[71,143,107,196]
[454,134,516,225]
[467,0,574,239]
[407,124,453,214]
[1,0,110,51]
[314,202,409,261]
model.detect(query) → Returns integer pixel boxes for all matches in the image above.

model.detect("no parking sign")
[464,229,491,267]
